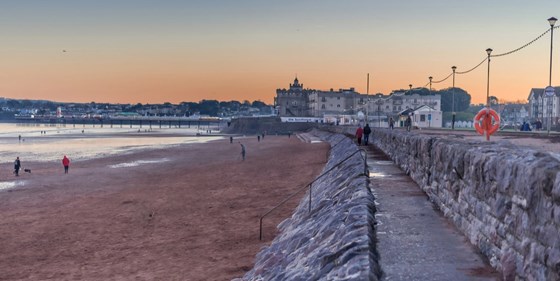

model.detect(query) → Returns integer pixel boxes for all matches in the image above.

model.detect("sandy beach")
[0,135,329,280]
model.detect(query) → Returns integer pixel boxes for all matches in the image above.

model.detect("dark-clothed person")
[240,143,246,161]
[363,124,371,145]
[405,116,412,132]
[14,157,21,176]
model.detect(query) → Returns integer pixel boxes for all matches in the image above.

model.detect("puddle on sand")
[109,158,170,168]
[0,181,25,191]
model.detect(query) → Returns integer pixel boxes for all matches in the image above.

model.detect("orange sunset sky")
[1,1,560,105]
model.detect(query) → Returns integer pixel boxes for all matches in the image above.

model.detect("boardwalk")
[366,145,500,281]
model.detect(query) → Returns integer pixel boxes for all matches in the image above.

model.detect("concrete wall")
[222,117,319,135]
[371,128,560,280]
[237,131,380,281]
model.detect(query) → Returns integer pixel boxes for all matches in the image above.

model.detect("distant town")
[0,99,275,122]
[1,77,556,130]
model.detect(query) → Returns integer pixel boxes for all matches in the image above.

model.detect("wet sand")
[0,135,330,280]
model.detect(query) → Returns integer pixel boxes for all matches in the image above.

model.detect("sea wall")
[238,131,380,281]
[370,128,560,280]
[222,117,319,135]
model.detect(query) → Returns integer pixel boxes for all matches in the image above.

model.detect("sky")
[1,0,560,105]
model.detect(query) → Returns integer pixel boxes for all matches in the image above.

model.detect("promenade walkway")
[366,145,500,281]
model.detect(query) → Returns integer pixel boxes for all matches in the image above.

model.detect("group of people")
[13,155,71,176]
[519,120,542,131]
[355,124,372,146]
[520,121,532,131]
[354,116,411,145]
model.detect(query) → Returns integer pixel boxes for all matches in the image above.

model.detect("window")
[337,104,341,108]
[321,97,326,102]
[321,104,325,109]
[337,97,340,100]
[420,114,426,121]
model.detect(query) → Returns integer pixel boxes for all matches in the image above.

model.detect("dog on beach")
[24,168,31,173]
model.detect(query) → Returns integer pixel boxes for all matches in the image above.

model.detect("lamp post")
[451,66,457,130]
[409,84,412,91]
[429,76,433,91]
[428,76,433,128]
[486,48,493,107]
[366,73,370,124]
[548,17,557,134]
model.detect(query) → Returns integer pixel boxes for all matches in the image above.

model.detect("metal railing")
[259,148,368,240]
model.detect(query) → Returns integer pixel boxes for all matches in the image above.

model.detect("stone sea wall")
[238,131,380,281]
[371,128,560,280]
[222,117,319,135]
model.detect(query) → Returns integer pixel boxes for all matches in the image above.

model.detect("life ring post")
[473,107,500,141]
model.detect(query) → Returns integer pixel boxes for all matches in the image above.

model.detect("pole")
[428,77,432,128]
[486,49,492,107]
[366,73,369,124]
[429,76,432,92]
[452,66,456,130]
[549,22,555,135]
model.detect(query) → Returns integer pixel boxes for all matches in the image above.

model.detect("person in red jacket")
[62,155,70,174]
[355,125,364,145]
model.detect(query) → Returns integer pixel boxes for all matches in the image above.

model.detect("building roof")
[528,86,560,99]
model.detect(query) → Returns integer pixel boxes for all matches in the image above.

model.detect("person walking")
[406,115,412,132]
[239,142,246,161]
[230,136,233,144]
[62,155,70,174]
[14,157,21,176]
[389,117,394,130]
[355,125,364,145]
[363,124,372,146]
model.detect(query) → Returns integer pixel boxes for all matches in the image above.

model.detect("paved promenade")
[366,145,500,281]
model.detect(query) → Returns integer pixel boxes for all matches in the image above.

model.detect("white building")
[276,77,443,128]
[528,87,560,126]
[406,105,443,128]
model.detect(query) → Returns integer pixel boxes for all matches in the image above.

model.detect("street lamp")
[366,73,370,124]
[486,48,493,107]
[429,76,433,91]
[548,17,557,86]
[547,17,557,134]
[428,77,433,128]
[452,66,457,130]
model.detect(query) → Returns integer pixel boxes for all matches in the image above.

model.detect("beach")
[0,134,329,280]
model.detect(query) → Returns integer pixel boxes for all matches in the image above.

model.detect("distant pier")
[14,115,225,129]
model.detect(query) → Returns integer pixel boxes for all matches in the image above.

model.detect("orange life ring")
[473,108,500,140]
